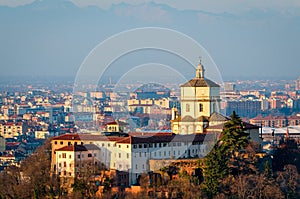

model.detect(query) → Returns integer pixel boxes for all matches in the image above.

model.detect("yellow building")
[0,121,28,138]
[171,61,221,134]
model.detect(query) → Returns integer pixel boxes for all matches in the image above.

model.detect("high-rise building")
[224,100,261,118]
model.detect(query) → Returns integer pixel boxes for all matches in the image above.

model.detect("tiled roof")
[181,78,220,87]
[116,133,216,144]
[51,133,127,142]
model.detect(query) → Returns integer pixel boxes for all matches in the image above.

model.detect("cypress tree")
[203,111,249,198]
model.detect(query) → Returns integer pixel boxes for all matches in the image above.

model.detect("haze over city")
[0,0,300,80]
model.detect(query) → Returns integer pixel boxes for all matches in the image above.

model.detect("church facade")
[171,61,221,134]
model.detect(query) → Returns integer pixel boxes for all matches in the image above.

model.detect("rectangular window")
[199,103,203,112]
[69,155,72,159]
[60,141,63,145]
[119,153,121,158]
[62,153,66,158]
[63,162,66,167]
[127,153,129,158]
[94,153,97,157]
[88,153,92,157]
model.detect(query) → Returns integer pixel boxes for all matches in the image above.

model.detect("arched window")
[186,104,190,112]
[199,103,203,112]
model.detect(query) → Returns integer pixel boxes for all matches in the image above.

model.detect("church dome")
[181,61,220,88]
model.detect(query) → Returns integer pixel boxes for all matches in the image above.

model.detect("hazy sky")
[0,0,300,80]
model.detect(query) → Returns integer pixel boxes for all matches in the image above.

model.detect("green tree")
[202,111,249,198]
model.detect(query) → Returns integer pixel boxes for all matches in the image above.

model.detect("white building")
[52,132,216,185]
[55,144,101,178]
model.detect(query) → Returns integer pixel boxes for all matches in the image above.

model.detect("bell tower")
[171,60,221,134]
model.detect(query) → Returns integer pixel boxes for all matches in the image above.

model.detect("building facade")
[171,62,221,134]
[0,121,28,138]
[51,133,216,185]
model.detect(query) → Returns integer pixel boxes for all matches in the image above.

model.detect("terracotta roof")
[107,121,118,125]
[181,78,220,87]
[116,133,216,144]
[51,133,128,142]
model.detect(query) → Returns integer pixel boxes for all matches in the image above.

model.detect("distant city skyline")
[0,0,300,80]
